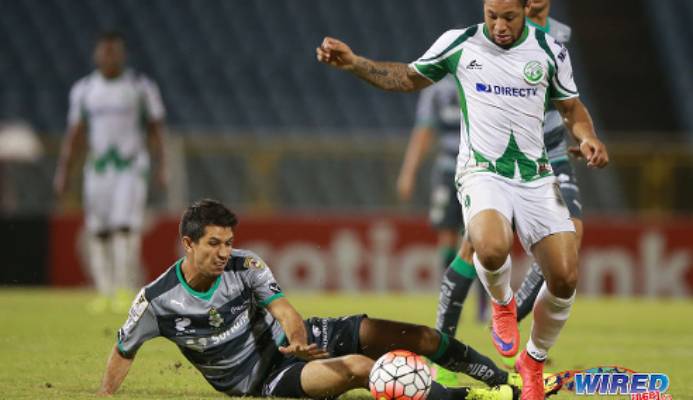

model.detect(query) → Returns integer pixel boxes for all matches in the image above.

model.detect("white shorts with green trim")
[457,172,575,254]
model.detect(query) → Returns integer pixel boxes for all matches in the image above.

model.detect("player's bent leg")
[532,231,577,299]
[435,238,477,386]
[358,318,509,387]
[467,210,513,272]
[300,355,372,398]
[467,210,518,358]
[436,238,477,336]
[111,226,137,314]
[516,218,582,322]
[514,232,577,400]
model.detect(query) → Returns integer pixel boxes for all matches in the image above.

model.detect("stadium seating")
[0,0,480,134]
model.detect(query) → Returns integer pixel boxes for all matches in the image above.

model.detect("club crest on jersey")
[523,61,544,85]
[208,307,224,328]
[244,257,266,269]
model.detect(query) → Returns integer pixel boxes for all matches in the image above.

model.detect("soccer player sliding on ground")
[99,199,520,399]
[317,0,608,398]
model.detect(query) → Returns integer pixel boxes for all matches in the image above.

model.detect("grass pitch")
[1,289,692,399]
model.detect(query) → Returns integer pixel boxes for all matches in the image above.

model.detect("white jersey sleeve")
[546,38,578,100]
[67,79,88,127]
[139,76,166,122]
[410,29,470,83]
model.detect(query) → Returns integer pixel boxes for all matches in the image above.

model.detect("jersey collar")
[482,23,530,50]
[175,258,222,301]
[526,17,550,33]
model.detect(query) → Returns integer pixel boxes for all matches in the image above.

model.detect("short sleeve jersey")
[116,249,286,396]
[68,69,165,172]
[411,23,578,183]
[415,76,461,172]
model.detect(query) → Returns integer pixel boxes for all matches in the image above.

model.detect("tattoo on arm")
[352,58,420,92]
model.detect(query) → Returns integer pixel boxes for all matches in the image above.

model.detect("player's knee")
[415,326,440,355]
[342,355,373,385]
[549,268,578,298]
[474,246,509,270]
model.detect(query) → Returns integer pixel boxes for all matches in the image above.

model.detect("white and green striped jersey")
[68,69,165,173]
[410,23,578,183]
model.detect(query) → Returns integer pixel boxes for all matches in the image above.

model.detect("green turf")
[1,289,691,399]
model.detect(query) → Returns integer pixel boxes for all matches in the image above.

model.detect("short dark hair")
[97,30,125,44]
[484,0,529,6]
[179,199,238,242]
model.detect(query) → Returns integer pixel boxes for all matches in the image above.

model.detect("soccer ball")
[369,350,432,400]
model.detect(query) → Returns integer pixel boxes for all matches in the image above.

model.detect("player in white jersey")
[54,31,167,313]
[316,1,608,398]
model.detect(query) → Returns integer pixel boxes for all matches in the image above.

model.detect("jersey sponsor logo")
[466,59,483,70]
[244,257,267,269]
[208,307,224,329]
[523,61,545,85]
[122,289,148,334]
[312,325,322,338]
[175,317,192,332]
[170,299,184,307]
[269,282,282,294]
[209,310,249,346]
[475,83,538,98]
[557,47,568,62]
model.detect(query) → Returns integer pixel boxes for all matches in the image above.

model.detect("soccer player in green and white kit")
[316,0,608,398]
[99,199,522,400]
[429,0,587,379]
[54,31,167,314]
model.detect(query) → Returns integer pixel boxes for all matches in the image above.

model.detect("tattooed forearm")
[352,57,418,92]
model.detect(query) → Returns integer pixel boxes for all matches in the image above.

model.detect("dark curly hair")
[179,199,238,242]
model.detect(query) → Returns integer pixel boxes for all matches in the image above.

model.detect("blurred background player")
[431,0,586,374]
[53,31,167,313]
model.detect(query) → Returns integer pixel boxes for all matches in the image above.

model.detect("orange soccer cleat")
[515,350,546,400]
[490,297,519,357]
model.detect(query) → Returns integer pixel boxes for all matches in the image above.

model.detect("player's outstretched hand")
[579,137,609,168]
[316,37,356,71]
[279,343,329,361]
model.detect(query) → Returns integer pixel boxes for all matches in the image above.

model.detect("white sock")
[88,234,112,296]
[473,253,513,305]
[111,231,131,292]
[527,282,575,360]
